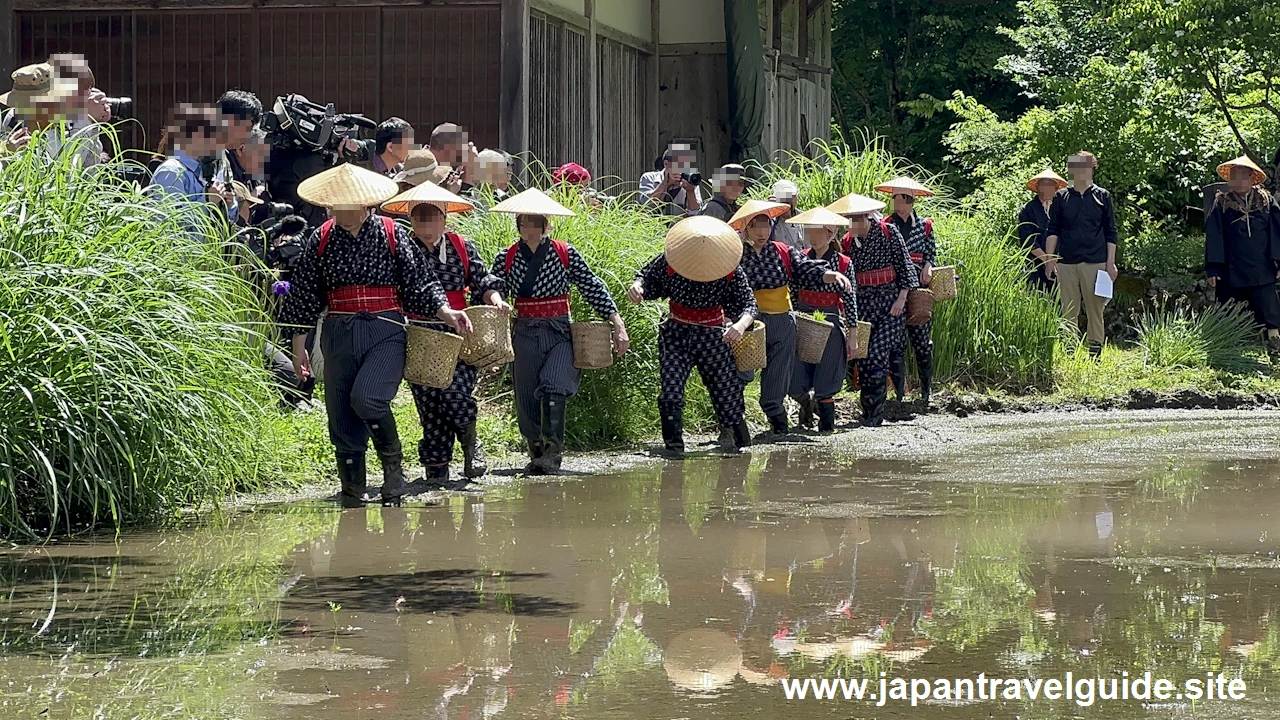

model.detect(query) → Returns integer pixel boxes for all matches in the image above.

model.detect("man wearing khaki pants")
[1044,151,1119,357]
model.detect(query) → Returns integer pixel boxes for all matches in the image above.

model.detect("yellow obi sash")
[753,286,793,314]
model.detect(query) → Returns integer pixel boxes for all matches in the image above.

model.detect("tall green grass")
[0,131,310,538]
[755,134,1060,387]
[1136,296,1259,373]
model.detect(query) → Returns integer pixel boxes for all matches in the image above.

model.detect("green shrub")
[0,133,308,538]
[1136,296,1259,372]
[1119,210,1204,277]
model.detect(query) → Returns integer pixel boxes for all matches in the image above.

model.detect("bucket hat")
[391,149,440,187]
[1,63,77,109]
[665,215,744,282]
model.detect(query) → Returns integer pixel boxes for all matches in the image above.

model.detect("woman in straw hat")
[876,176,937,405]
[488,188,630,474]
[1205,155,1280,348]
[1019,168,1067,291]
[785,208,859,434]
[382,181,510,490]
[731,199,854,439]
[281,163,473,506]
[627,216,758,455]
[827,192,917,427]
[389,148,442,194]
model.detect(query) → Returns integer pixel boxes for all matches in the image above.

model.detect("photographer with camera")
[0,59,104,168]
[148,103,237,233]
[639,143,702,216]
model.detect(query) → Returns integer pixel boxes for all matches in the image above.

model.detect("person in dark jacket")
[1044,151,1119,357]
[628,216,758,455]
[1205,155,1280,349]
[1018,168,1067,291]
[281,164,472,506]
[699,164,747,221]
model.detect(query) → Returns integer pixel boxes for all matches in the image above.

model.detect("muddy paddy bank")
[5,409,1280,719]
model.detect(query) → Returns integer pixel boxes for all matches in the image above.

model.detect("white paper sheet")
[1094,269,1113,299]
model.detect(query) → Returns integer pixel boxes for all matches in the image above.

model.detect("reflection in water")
[1,419,1280,717]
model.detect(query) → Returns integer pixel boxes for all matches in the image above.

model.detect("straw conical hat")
[665,216,744,282]
[874,176,935,197]
[825,192,885,216]
[1217,155,1268,185]
[1026,167,1068,192]
[489,187,576,217]
[297,163,398,209]
[381,180,475,216]
[664,629,742,692]
[786,207,851,227]
[728,199,790,230]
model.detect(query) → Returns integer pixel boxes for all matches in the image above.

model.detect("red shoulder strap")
[924,218,933,237]
[551,239,570,269]
[878,217,893,238]
[772,241,792,278]
[447,232,470,281]
[837,253,852,274]
[380,216,397,254]
[504,243,519,274]
[318,218,336,256]
[667,264,675,276]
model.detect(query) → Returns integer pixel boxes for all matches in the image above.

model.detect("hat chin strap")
[397,163,438,181]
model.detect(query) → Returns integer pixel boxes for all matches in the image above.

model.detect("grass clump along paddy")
[0,135,318,539]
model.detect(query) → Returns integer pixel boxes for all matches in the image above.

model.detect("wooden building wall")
[14,5,502,154]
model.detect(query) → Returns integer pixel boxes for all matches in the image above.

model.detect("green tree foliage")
[830,0,1026,177]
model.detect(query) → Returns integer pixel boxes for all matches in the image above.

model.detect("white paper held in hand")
[1094,269,1113,299]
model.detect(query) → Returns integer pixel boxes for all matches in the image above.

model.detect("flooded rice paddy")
[3,410,1280,719]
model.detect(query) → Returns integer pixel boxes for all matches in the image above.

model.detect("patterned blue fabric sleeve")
[637,253,668,299]
[567,244,619,319]
[465,238,504,299]
[278,229,324,336]
[396,225,447,318]
[726,266,757,322]
[788,245,836,291]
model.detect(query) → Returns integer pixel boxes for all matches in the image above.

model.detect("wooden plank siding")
[595,35,651,188]
[15,6,501,154]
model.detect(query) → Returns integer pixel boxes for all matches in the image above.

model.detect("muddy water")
[3,413,1280,719]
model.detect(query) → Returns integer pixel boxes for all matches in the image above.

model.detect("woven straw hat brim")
[231,180,264,205]
[874,176,935,197]
[728,199,790,230]
[381,180,475,215]
[666,216,744,282]
[1026,168,1068,192]
[787,206,851,227]
[1217,155,1268,185]
[825,193,885,216]
[298,163,399,208]
[489,187,576,217]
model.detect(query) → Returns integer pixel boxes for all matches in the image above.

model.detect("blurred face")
[745,214,772,243]
[225,117,252,149]
[1036,179,1059,199]
[721,177,746,202]
[1066,154,1096,184]
[804,225,836,249]
[517,214,548,242]
[180,128,222,159]
[237,138,269,177]
[892,193,914,217]
[848,215,872,237]
[387,132,415,164]
[410,205,447,242]
[1229,166,1256,193]
[330,207,369,230]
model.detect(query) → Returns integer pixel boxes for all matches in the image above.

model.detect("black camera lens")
[681,172,702,186]
[105,97,133,121]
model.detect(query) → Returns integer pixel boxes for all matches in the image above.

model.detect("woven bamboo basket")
[929,265,957,301]
[851,321,872,360]
[459,305,514,366]
[405,323,463,389]
[795,313,834,365]
[906,288,935,326]
[734,321,767,372]
[571,321,614,370]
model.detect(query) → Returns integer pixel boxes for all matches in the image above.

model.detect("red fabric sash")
[797,289,843,311]
[669,301,726,327]
[327,285,402,314]
[856,267,896,287]
[909,253,924,264]
[515,295,571,318]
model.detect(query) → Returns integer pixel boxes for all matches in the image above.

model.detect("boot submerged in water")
[336,452,368,508]
[817,400,836,434]
[919,355,933,407]
[523,437,545,476]
[367,414,408,505]
[534,394,567,474]
[792,393,816,430]
[660,407,685,458]
[767,413,789,440]
[860,372,887,427]
[459,422,488,478]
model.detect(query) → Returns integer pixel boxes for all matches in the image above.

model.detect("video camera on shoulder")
[261,94,375,164]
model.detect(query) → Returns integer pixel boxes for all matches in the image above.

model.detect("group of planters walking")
[279,163,952,506]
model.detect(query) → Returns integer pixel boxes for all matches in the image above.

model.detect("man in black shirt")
[217,89,262,186]
[699,164,747,221]
[1044,151,1118,356]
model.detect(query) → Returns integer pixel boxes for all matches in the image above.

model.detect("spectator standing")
[361,117,414,177]
[148,104,237,230]
[699,164,747,221]
[217,89,263,185]
[1205,155,1280,349]
[640,144,702,216]
[1018,168,1066,291]
[1044,151,1119,357]
[769,180,806,251]
[428,122,476,193]
[0,62,99,168]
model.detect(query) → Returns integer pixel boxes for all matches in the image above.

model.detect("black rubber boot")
[861,373,887,428]
[523,437,545,476]
[767,413,789,439]
[919,355,933,407]
[660,406,685,456]
[534,394,567,474]
[732,420,753,450]
[366,414,408,505]
[423,463,449,490]
[336,452,368,509]
[817,400,836,434]
[1088,342,1103,359]
[792,393,816,430]
[889,356,906,402]
[459,423,488,478]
